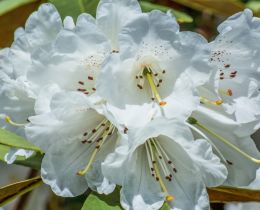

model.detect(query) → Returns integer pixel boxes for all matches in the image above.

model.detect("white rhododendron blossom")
[102,119,227,210]
[97,10,211,120]
[0,1,259,210]
[209,9,260,125]
[187,9,260,186]
[26,91,123,196]
[0,4,63,133]
[0,0,141,163]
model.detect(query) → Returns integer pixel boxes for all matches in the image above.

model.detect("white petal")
[209,9,260,124]
[4,148,34,164]
[41,140,89,197]
[26,92,103,151]
[163,73,200,120]
[102,141,129,186]
[63,16,75,30]
[24,3,62,46]
[193,106,260,186]
[120,147,164,210]
[86,160,116,195]
[34,84,61,115]
[159,137,210,210]
[186,139,228,187]
[96,0,141,50]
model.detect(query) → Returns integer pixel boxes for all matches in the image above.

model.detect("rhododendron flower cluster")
[0,1,259,210]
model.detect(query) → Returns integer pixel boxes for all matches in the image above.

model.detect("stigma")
[200,97,223,106]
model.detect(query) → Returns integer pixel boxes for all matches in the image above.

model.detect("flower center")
[135,56,167,106]
[145,138,176,202]
[77,119,116,176]
[76,54,105,95]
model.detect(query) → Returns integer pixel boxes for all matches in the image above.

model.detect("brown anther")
[78,81,84,85]
[112,50,119,53]
[124,127,128,134]
[88,76,94,80]
[137,84,143,89]
[226,160,233,165]
[77,88,86,92]
[224,64,230,68]
[92,129,97,133]
[81,140,87,144]
[227,89,233,96]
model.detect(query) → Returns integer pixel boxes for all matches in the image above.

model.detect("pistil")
[145,70,167,106]
[200,97,223,106]
[187,117,260,165]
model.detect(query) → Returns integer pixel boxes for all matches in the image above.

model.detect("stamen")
[77,124,114,176]
[146,71,166,106]
[146,141,174,202]
[151,139,172,179]
[5,116,28,127]
[189,117,260,165]
[152,139,177,172]
[200,97,223,106]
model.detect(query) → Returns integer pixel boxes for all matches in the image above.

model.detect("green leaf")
[14,152,43,170]
[0,176,42,206]
[208,186,260,203]
[82,187,172,210]
[0,0,40,16]
[48,0,99,20]
[0,144,43,170]
[160,203,171,210]
[0,144,9,161]
[82,188,122,210]
[140,1,193,23]
[0,128,42,153]
[246,1,260,16]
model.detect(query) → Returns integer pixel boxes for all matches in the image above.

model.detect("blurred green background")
[0,0,260,48]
